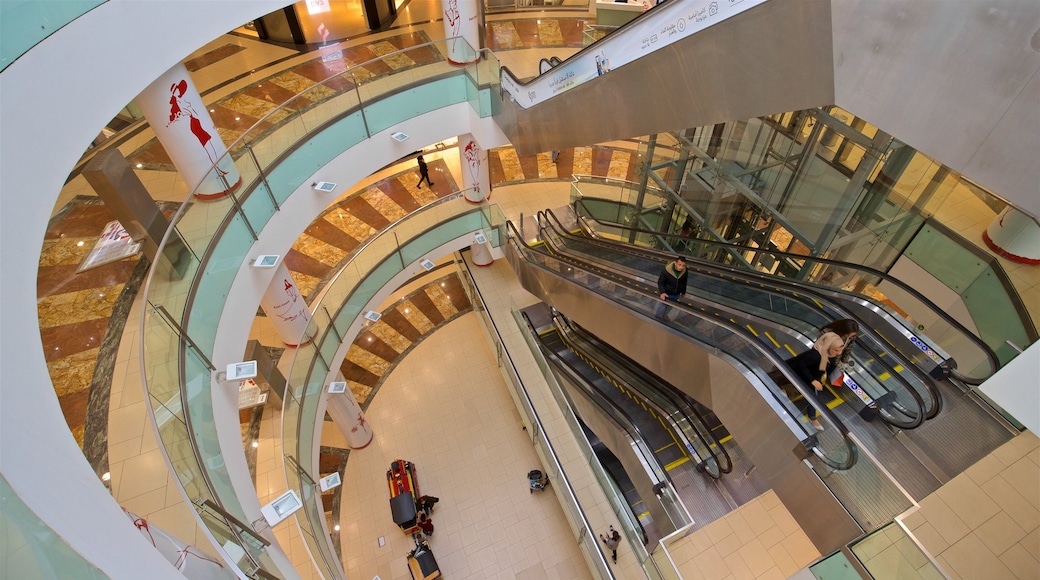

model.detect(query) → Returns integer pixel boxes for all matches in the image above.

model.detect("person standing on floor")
[416,155,434,188]
[785,332,845,431]
[417,495,439,514]
[654,256,688,319]
[600,526,621,563]
[417,512,434,537]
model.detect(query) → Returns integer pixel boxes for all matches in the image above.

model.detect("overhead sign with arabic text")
[500,0,769,109]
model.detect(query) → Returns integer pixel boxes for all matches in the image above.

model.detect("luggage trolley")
[387,459,421,535]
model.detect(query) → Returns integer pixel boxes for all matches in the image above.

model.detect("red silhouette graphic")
[167,79,227,176]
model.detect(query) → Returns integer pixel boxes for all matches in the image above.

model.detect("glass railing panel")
[297,359,328,476]
[361,75,470,137]
[195,501,277,578]
[0,0,103,72]
[849,522,945,579]
[184,348,248,522]
[0,475,108,579]
[238,184,278,236]
[185,215,254,356]
[963,268,1030,367]
[261,113,369,208]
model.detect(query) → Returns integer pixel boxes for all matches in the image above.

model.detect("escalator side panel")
[510,248,863,555]
[496,0,835,155]
[558,373,678,541]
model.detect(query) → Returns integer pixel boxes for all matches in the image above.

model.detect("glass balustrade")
[140,38,499,578]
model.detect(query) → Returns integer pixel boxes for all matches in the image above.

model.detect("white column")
[137,62,241,200]
[459,134,489,203]
[327,380,373,449]
[442,0,481,64]
[259,262,312,347]
[983,207,1040,265]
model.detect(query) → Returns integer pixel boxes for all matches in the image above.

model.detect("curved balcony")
[140,37,500,578]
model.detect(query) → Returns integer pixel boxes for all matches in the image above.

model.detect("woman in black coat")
[786,332,845,431]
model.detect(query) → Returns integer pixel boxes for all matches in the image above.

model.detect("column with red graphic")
[983,207,1040,265]
[137,63,241,200]
[327,379,373,449]
[442,0,481,65]
[460,134,489,204]
[259,263,313,347]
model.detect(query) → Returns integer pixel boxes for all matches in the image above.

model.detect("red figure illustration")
[168,79,227,176]
[445,0,461,54]
[463,140,483,198]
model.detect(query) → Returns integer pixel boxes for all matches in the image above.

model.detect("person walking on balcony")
[416,155,434,188]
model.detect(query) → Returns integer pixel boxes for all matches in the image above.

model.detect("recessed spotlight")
[136,163,143,168]
[76,241,84,247]
[209,109,215,113]
[404,308,410,314]
[252,441,259,448]
[101,472,111,481]
[235,117,240,121]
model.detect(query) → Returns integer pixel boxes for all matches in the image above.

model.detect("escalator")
[565,201,1018,485]
[503,214,1017,554]
[505,220,881,553]
[551,311,772,507]
[523,305,771,541]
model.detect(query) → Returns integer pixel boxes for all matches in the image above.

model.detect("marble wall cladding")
[40,318,107,362]
[438,276,471,313]
[400,299,435,334]
[345,344,392,377]
[425,283,458,321]
[488,22,521,49]
[537,19,564,45]
[608,149,634,180]
[284,249,331,282]
[360,187,408,223]
[354,331,400,364]
[292,233,349,270]
[497,148,525,181]
[379,180,421,213]
[294,272,322,302]
[407,291,445,326]
[47,349,100,398]
[374,50,415,70]
[39,237,94,267]
[572,146,593,175]
[369,321,412,353]
[37,285,124,328]
[349,381,372,405]
[537,152,559,179]
[379,309,422,342]
[324,208,378,242]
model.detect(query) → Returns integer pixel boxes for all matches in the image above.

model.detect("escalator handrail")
[572,198,1001,385]
[556,314,734,475]
[520,311,683,493]
[542,208,934,428]
[505,220,858,471]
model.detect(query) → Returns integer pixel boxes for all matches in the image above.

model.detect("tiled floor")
[34,6,1040,580]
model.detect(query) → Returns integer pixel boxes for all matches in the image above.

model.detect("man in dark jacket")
[654,256,688,318]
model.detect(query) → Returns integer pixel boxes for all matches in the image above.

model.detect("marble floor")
[33,5,1040,580]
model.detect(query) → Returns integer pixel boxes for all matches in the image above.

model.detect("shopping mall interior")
[1,1,1038,579]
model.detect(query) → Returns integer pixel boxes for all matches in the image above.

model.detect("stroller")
[528,469,549,493]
